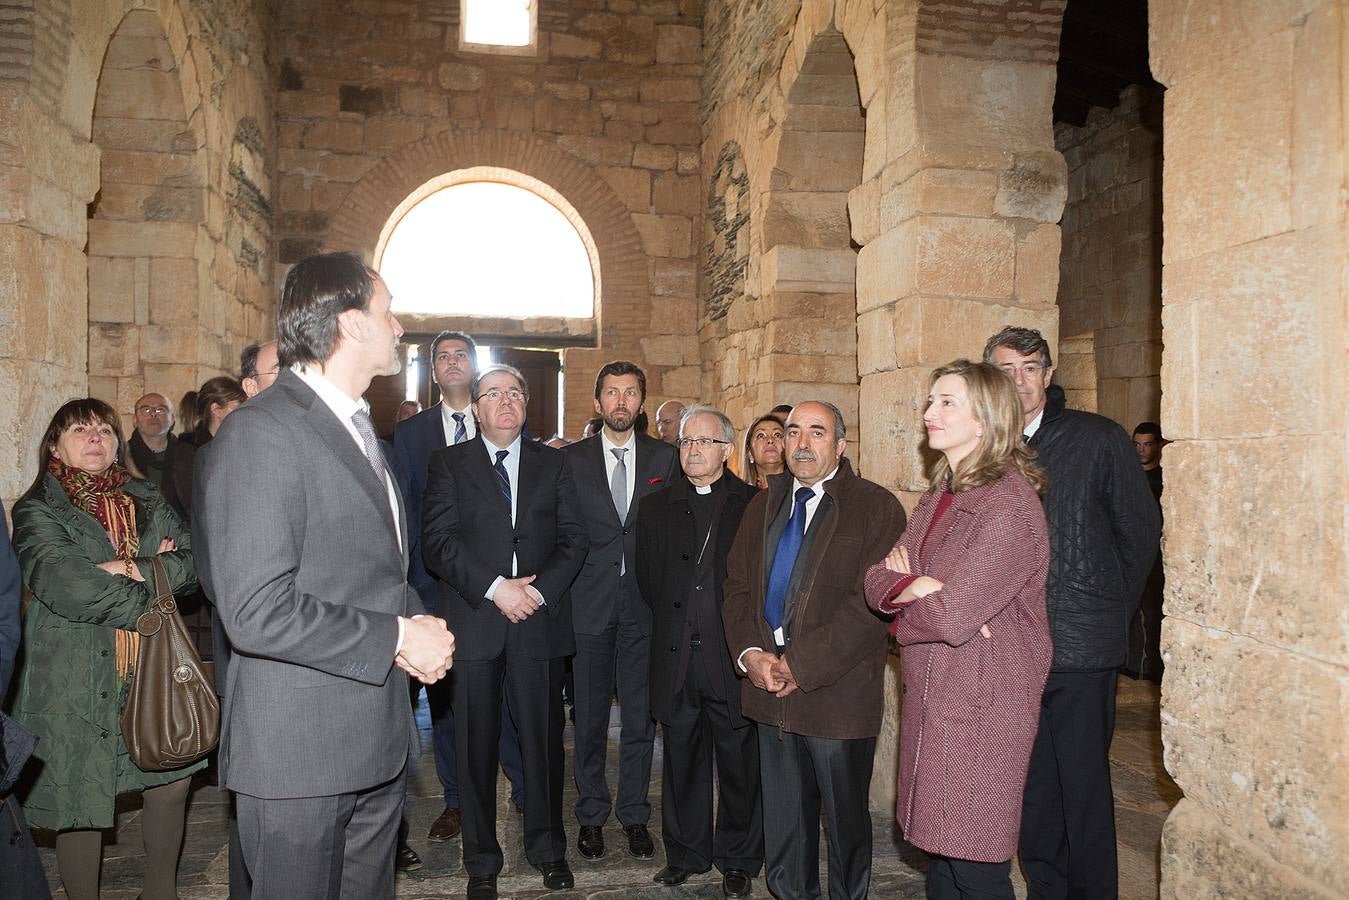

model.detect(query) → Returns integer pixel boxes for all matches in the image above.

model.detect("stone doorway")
[86,8,206,432]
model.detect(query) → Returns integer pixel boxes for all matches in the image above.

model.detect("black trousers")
[454,648,567,875]
[660,647,763,874]
[758,726,875,900]
[927,855,1013,899]
[572,589,654,827]
[1019,669,1119,900]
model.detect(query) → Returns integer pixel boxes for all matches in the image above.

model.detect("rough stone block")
[772,131,865,192]
[631,214,691,258]
[917,55,1056,153]
[994,151,1068,223]
[859,367,930,492]
[639,334,696,366]
[760,246,856,295]
[88,256,135,324]
[93,68,186,122]
[656,25,701,63]
[1162,30,1294,263]
[766,354,857,386]
[1015,224,1061,308]
[891,296,1058,369]
[856,221,915,313]
[765,318,855,357]
[633,143,678,170]
[549,33,602,60]
[857,305,896,376]
[763,191,851,251]
[88,220,197,258]
[596,166,651,212]
[651,258,695,297]
[651,172,700,216]
[640,78,700,103]
[88,323,140,376]
[914,216,1016,300]
[303,120,364,153]
[660,365,701,397]
[848,179,881,246]
[1159,621,1348,892]
[556,135,633,167]
[149,258,199,325]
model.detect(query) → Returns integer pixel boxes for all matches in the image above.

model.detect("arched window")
[375,167,598,320]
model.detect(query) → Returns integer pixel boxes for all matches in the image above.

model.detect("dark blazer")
[0,507,21,700]
[421,435,587,661]
[636,473,756,726]
[392,403,452,612]
[722,458,907,740]
[193,369,421,800]
[561,432,677,634]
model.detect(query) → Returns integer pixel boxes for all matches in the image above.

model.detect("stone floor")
[35,677,1178,899]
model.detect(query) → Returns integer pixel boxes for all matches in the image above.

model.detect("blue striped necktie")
[493,449,511,517]
[764,486,815,634]
[452,411,467,444]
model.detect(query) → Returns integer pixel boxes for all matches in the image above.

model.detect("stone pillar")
[1151,1,1349,896]
[0,88,100,506]
[850,0,1067,812]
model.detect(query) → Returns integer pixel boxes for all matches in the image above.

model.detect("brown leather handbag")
[119,557,220,772]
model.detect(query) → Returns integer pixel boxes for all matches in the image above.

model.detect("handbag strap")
[150,556,172,606]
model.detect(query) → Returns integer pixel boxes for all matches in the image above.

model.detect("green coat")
[10,473,202,830]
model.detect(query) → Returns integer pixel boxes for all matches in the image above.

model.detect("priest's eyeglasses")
[676,437,731,449]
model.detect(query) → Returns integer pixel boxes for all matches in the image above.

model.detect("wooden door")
[492,347,561,440]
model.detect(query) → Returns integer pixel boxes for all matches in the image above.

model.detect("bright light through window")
[379,181,595,319]
[463,0,533,47]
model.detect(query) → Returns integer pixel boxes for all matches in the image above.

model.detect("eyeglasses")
[480,389,527,403]
[998,363,1045,378]
[246,368,281,380]
[676,437,731,449]
[135,405,169,415]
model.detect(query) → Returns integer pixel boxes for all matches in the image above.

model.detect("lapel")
[517,438,543,513]
[627,435,665,527]
[582,436,623,527]
[424,403,449,451]
[462,435,513,524]
[295,377,397,538]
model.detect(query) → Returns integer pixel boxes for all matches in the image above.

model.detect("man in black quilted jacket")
[984,326,1160,900]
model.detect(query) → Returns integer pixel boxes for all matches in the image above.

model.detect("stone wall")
[1055,83,1162,430]
[1151,1,1348,896]
[272,0,704,438]
[0,0,273,506]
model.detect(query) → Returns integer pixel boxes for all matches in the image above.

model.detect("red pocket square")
[648,476,663,486]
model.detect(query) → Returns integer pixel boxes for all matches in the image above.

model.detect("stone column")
[1151,1,1348,895]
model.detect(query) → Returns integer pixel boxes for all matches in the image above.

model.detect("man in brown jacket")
[722,401,907,900]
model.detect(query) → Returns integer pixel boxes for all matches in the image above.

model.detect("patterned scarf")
[49,456,142,680]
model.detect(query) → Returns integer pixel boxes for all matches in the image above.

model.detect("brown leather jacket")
[722,458,907,740]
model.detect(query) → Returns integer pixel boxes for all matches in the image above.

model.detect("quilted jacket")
[1030,385,1160,671]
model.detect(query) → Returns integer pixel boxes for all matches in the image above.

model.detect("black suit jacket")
[636,473,756,726]
[561,432,678,635]
[392,403,453,612]
[421,436,587,661]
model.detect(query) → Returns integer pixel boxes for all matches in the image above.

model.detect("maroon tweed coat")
[864,469,1051,863]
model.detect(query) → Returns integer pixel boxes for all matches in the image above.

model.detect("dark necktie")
[764,486,815,635]
[452,411,467,444]
[493,449,511,517]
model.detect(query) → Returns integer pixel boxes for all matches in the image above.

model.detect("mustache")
[791,450,816,461]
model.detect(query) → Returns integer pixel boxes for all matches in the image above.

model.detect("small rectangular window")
[460,0,537,56]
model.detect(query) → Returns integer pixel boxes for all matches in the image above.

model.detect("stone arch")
[86,6,208,427]
[328,129,647,348]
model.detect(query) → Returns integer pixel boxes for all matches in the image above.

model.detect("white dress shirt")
[481,433,545,607]
[439,401,476,444]
[1024,408,1045,441]
[600,429,637,518]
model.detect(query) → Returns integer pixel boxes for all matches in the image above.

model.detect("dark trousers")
[235,768,404,900]
[427,675,527,808]
[758,726,875,900]
[927,855,1013,899]
[1019,669,1119,900]
[454,648,567,875]
[227,792,252,899]
[660,648,763,875]
[572,591,654,827]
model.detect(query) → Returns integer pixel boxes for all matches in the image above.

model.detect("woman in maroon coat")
[864,359,1052,899]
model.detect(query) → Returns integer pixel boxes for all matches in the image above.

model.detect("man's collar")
[481,432,522,456]
[1024,408,1045,440]
[293,364,362,419]
[792,465,840,497]
[601,429,636,452]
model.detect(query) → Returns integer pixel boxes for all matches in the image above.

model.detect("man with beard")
[393,331,527,844]
[561,361,678,862]
[721,401,906,900]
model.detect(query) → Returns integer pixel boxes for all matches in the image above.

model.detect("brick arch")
[327,129,649,348]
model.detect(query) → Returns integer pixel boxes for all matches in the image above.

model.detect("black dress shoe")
[466,873,498,900]
[538,859,575,890]
[395,842,423,872]
[722,868,753,898]
[624,823,655,860]
[577,824,605,859]
[654,865,693,886]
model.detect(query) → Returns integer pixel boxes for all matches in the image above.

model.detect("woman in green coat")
[11,398,203,900]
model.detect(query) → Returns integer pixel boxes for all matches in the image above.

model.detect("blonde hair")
[925,359,1046,496]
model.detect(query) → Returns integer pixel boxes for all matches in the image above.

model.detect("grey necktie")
[610,447,628,522]
[351,409,387,481]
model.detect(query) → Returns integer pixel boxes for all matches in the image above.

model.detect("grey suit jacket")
[193,369,422,800]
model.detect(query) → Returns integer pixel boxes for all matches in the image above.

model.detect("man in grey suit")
[195,251,456,900]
